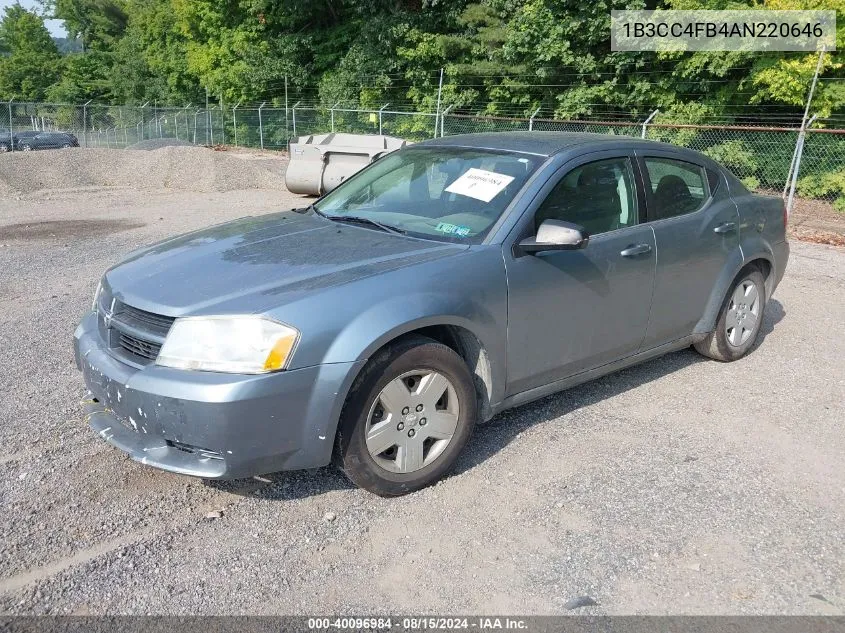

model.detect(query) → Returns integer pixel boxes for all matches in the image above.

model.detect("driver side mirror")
[518,219,589,254]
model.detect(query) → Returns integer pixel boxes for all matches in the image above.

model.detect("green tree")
[0,5,61,100]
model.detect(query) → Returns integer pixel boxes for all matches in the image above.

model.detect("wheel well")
[747,258,773,297]
[384,325,495,422]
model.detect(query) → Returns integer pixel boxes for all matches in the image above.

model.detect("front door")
[504,153,656,396]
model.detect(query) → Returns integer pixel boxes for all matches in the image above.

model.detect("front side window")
[644,158,709,220]
[534,157,638,236]
[315,147,542,243]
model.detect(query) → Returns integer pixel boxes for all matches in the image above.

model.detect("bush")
[741,176,761,191]
[797,169,845,212]
[704,140,759,176]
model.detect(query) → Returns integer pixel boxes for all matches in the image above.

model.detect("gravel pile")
[0,146,287,194]
[127,138,197,150]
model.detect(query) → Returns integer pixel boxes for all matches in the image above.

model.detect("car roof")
[417,131,676,158]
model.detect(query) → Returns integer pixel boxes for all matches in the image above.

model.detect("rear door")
[637,152,741,348]
[503,151,657,395]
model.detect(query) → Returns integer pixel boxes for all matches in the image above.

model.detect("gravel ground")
[0,184,843,616]
[0,146,287,194]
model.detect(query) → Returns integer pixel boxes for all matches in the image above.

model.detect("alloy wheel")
[725,278,761,347]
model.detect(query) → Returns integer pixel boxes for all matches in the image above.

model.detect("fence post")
[434,68,444,139]
[528,107,541,132]
[330,102,340,133]
[440,104,455,138]
[219,95,226,145]
[786,113,817,215]
[641,109,659,139]
[292,101,301,139]
[7,98,13,152]
[83,99,93,148]
[209,106,217,145]
[378,104,390,135]
[284,75,289,149]
[784,47,825,198]
[194,109,200,144]
[232,101,241,146]
[258,102,267,150]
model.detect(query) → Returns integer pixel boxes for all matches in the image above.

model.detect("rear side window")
[644,158,709,221]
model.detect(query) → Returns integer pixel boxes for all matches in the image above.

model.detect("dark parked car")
[18,131,79,151]
[14,130,42,149]
[75,132,789,496]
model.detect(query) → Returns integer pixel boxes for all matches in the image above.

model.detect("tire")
[694,267,766,362]
[0,144,8,153]
[336,335,477,496]
[21,144,32,151]
[61,143,71,149]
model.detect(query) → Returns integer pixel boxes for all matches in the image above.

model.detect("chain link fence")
[3,99,844,213]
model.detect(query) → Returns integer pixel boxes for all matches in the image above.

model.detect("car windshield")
[314,146,542,243]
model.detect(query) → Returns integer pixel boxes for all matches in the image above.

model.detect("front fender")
[324,291,506,402]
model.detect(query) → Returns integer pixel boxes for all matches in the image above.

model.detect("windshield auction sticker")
[445,168,515,203]
[611,10,836,51]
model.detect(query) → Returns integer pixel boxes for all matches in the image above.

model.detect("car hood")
[104,211,467,316]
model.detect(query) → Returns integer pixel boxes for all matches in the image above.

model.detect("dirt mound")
[0,146,287,195]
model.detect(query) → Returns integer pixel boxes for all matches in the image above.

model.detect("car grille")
[98,290,175,364]
[117,304,174,337]
[118,333,161,361]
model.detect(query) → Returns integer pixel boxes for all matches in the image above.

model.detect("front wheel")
[336,336,477,496]
[695,268,766,362]
[21,144,32,151]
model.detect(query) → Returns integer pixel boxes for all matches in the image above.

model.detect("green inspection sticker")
[435,222,472,237]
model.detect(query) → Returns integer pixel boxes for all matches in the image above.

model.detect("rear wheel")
[695,268,766,362]
[61,143,72,149]
[0,143,8,153]
[336,336,477,496]
[21,144,32,151]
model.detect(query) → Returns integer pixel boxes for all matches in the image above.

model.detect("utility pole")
[284,76,289,149]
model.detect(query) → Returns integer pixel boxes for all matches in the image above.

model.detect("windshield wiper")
[325,215,407,236]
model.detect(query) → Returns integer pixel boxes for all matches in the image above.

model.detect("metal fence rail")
[3,99,844,213]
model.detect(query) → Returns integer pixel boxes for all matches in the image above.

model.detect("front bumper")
[74,311,363,479]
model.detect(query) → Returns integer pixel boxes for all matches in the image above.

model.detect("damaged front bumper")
[74,311,362,479]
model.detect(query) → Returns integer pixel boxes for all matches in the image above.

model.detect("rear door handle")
[714,222,737,234]
[620,243,652,257]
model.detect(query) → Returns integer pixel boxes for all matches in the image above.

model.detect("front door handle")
[714,222,737,234]
[620,243,653,257]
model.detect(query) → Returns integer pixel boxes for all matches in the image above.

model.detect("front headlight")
[156,316,300,374]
